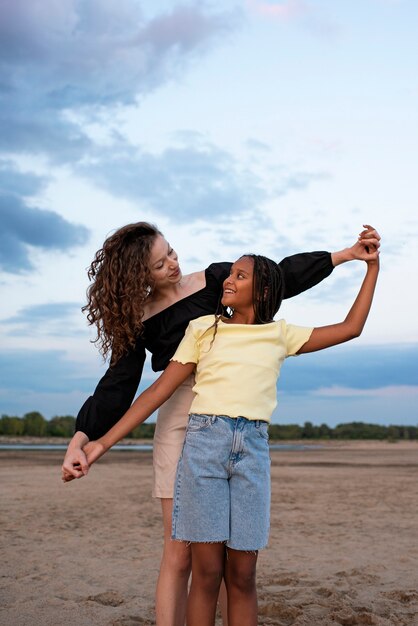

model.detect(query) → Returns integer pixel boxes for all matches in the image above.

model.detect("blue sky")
[1,0,417,426]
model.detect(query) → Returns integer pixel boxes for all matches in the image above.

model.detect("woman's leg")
[224,549,258,626]
[187,543,225,626]
[155,498,191,626]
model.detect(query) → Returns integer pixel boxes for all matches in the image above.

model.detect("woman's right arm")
[61,344,146,481]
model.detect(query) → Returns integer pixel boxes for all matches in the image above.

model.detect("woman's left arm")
[298,254,379,354]
[279,225,380,299]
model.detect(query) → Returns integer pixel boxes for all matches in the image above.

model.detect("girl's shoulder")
[189,314,217,330]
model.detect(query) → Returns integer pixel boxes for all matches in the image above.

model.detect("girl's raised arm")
[297,253,379,355]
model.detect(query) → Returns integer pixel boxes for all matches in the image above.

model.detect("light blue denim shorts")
[172,413,271,551]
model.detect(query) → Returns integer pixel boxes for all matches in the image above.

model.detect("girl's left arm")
[297,255,379,354]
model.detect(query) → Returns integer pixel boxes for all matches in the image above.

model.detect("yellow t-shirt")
[171,315,313,423]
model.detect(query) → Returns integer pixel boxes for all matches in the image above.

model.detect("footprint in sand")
[109,617,154,626]
[87,591,125,606]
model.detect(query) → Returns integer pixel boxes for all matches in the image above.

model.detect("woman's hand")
[61,431,90,482]
[357,224,381,258]
[331,225,381,266]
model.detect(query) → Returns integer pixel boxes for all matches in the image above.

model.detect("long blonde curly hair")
[82,222,162,364]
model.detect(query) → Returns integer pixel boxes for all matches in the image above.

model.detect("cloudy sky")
[1,0,417,427]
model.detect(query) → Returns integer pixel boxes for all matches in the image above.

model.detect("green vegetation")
[0,413,417,441]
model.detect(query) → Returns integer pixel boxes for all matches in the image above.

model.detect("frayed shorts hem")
[171,534,268,552]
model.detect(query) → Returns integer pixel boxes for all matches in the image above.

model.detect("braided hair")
[244,254,285,323]
[208,254,285,350]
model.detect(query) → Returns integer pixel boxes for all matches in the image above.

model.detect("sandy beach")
[1,441,418,625]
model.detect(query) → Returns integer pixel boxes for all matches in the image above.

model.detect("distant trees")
[0,413,417,441]
[266,421,418,441]
[0,413,75,438]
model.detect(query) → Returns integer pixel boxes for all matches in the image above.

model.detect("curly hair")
[82,222,163,364]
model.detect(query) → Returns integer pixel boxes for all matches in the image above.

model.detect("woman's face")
[148,235,182,290]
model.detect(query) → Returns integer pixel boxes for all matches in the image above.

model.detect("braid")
[244,254,285,323]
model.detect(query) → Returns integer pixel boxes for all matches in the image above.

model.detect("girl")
[81,243,379,626]
[62,223,379,626]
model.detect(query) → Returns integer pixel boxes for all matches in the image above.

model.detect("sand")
[1,441,418,625]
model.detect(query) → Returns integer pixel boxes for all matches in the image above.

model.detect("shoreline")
[1,434,417,449]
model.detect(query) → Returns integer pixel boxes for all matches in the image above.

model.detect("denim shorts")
[172,413,271,551]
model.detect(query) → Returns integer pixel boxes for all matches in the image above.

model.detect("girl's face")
[221,256,254,312]
[148,235,181,290]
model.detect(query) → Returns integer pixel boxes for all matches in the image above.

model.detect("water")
[0,443,320,451]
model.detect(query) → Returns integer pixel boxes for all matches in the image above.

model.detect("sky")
[1,0,417,427]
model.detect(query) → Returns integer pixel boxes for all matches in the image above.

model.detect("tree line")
[1,412,417,441]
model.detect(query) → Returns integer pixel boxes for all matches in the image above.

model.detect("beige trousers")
[152,374,195,498]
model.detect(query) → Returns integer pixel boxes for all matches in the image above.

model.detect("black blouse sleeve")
[75,341,146,440]
[278,251,333,299]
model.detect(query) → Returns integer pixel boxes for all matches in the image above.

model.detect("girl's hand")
[61,444,89,482]
[83,440,107,466]
[347,225,381,261]
[357,224,381,258]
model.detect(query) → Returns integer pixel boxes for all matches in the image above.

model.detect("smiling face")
[221,256,255,314]
[148,234,182,290]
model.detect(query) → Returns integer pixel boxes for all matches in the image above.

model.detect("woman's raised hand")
[331,225,381,266]
[355,224,381,259]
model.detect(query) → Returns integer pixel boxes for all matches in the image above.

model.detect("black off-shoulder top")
[76,252,332,439]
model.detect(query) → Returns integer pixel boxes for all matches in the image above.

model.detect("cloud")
[3,302,82,336]
[0,161,46,196]
[82,134,328,227]
[0,1,242,272]
[312,385,418,398]
[0,192,89,273]
[247,0,340,39]
[279,343,418,393]
[0,0,239,161]
[0,349,93,394]
[0,347,158,418]
[275,171,330,196]
[248,0,309,20]
[82,141,266,222]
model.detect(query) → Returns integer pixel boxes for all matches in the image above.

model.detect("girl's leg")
[187,543,225,626]
[218,577,229,626]
[155,498,191,626]
[224,549,258,626]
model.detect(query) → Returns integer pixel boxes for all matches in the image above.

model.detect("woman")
[62,222,380,626]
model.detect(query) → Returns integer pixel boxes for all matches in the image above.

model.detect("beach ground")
[1,441,418,625]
